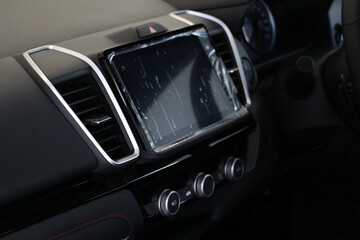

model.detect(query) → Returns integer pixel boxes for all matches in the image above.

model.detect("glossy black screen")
[110,31,238,150]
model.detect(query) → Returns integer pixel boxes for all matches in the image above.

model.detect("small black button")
[178,186,194,202]
[203,176,215,197]
[167,192,180,214]
[242,58,252,72]
[136,22,167,38]
[215,171,225,183]
[242,58,255,87]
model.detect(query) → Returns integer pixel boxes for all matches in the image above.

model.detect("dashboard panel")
[0,8,257,240]
[0,0,342,238]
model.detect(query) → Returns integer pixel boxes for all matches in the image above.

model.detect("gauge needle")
[257,19,264,43]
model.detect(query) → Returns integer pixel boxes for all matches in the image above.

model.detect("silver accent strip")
[23,45,140,166]
[157,189,168,216]
[224,160,229,177]
[193,172,202,198]
[169,10,251,108]
[169,12,195,26]
[224,157,233,181]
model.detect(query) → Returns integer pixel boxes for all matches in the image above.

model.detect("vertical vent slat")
[54,74,131,160]
[211,32,246,103]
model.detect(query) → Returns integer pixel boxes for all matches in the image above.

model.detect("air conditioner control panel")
[142,156,246,217]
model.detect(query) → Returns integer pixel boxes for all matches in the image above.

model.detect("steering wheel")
[342,0,360,105]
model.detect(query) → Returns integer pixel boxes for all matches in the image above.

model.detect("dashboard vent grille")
[55,74,131,160]
[211,32,245,102]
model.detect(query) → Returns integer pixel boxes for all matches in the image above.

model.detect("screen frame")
[103,25,249,154]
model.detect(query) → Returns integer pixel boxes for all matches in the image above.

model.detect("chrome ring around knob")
[193,172,215,198]
[224,157,245,181]
[158,189,180,217]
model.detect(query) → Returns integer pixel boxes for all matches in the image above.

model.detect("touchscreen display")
[106,27,244,151]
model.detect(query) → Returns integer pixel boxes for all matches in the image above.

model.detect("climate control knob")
[158,189,180,217]
[224,157,245,181]
[193,173,215,198]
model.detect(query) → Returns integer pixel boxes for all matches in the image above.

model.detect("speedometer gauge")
[242,0,276,55]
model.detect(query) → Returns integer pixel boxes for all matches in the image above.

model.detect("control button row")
[157,172,215,216]
[150,156,245,217]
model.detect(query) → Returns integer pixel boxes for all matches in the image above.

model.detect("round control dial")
[158,189,180,217]
[224,157,245,181]
[193,173,215,198]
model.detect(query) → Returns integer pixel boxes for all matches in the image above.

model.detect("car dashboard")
[0,0,339,239]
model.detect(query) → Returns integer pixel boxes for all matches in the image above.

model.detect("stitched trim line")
[44,213,133,240]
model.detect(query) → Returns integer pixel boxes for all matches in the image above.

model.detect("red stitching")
[44,213,134,240]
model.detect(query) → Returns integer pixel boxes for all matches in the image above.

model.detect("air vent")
[54,74,131,160]
[211,32,245,103]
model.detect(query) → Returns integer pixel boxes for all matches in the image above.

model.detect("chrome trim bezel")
[193,172,203,198]
[201,174,215,198]
[224,156,233,181]
[158,189,180,216]
[158,189,168,216]
[224,157,244,181]
[23,45,140,167]
[193,172,215,198]
[169,10,251,108]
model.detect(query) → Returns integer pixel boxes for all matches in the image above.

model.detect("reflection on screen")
[111,34,237,150]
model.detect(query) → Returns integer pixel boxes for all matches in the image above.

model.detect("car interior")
[1,0,360,239]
